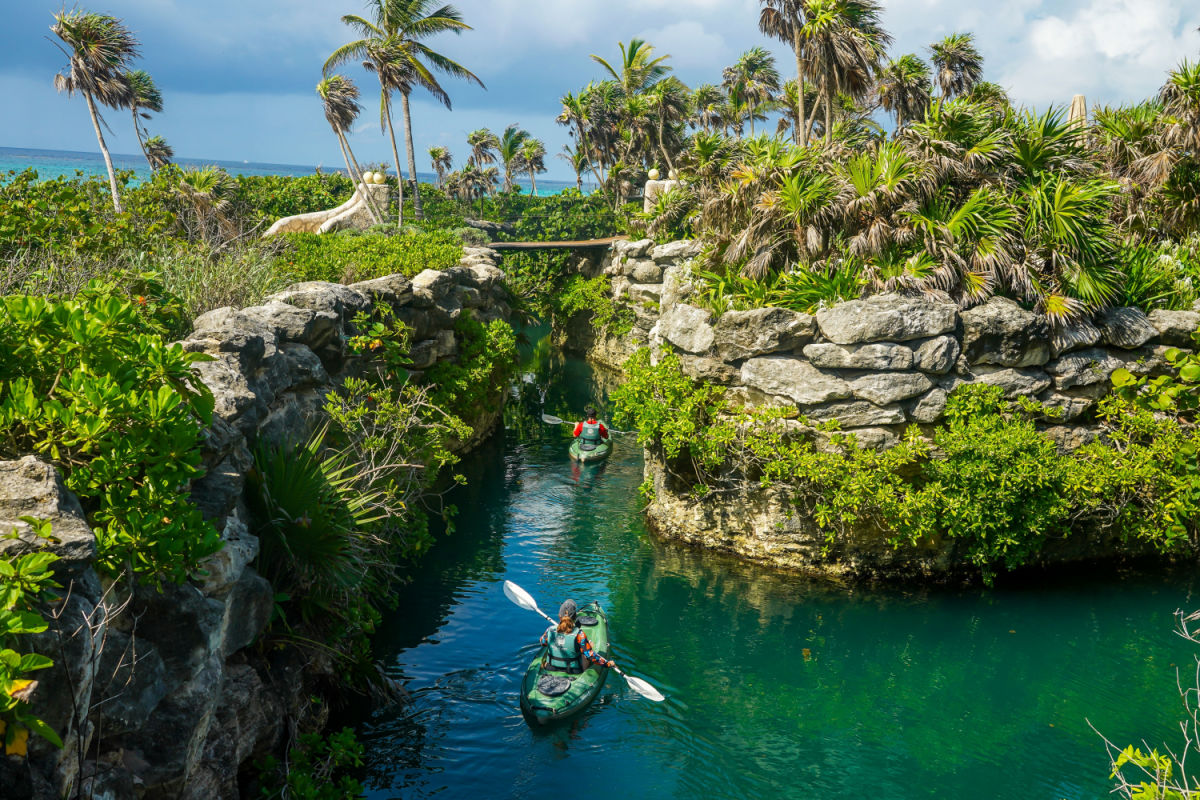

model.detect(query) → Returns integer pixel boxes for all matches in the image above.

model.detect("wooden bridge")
[488,235,629,251]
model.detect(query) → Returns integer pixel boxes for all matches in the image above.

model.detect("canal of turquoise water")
[358,344,1198,799]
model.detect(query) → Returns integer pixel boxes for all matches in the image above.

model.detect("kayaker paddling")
[573,407,609,451]
[540,599,615,674]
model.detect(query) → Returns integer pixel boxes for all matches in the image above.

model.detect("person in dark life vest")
[539,599,614,674]
[572,406,609,451]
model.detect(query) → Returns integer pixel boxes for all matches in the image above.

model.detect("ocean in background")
[0,146,587,196]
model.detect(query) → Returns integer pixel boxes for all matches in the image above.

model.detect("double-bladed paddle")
[503,580,665,702]
[540,413,631,435]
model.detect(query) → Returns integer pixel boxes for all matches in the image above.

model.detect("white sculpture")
[263,181,391,237]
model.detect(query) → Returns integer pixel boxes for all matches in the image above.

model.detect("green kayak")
[519,601,611,725]
[569,429,613,462]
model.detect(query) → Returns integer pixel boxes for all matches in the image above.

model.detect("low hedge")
[276,230,464,284]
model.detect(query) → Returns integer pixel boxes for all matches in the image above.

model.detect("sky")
[3,0,1200,181]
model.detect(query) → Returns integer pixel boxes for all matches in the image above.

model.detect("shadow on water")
[358,333,1200,800]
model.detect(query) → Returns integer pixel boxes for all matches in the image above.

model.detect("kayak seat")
[580,442,597,452]
[537,674,571,697]
[577,613,599,626]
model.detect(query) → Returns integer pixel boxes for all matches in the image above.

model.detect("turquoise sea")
[0,146,584,196]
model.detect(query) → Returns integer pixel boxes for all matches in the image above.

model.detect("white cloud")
[637,21,732,70]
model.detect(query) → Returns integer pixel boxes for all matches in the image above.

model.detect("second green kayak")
[519,601,611,725]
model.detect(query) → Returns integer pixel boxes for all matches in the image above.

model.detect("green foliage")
[0,519,62,756]
[1118,238,1200,311]
[426,316,519,422]
[232,173,354,227]
[0,285,219,583]
[276,231,463,284]
[694,260,863,314]
[615,349,1198,580]
[554,275,635,336]
[0,169,172,261]
[257,727,365,800]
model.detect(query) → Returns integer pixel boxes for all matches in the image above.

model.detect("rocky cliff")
[575,239,1199,576]
[0,247,510,798]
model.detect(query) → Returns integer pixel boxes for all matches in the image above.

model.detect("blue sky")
[3,0,1199,180]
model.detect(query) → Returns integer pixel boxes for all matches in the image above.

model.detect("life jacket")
[580,420,603,447]
[544,625,585,674]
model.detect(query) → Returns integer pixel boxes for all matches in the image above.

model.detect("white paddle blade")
[541,413,566,425]
[623,673,665,702]
[503,580,540,613]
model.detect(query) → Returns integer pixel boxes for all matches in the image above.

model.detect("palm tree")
[498,125,529,192]
[800,0,891,145]
[877,54,931,131]
[325,0,483,225]
[1160,59,1200,153]
[429,145,452,186]
[558,143,590,191]
[590,39,671,98]
[930,32,984,107]
[50,10,139,211]
[143,135,173,170]
[759,0,810,145]
[520,137,547,196]
[318,75,383,224]
[691,84,726,132]
[124,69,163,171]
[723,48,780,137]
[558,90,605,187]
[466,127,499,168]
[646,77,690,171]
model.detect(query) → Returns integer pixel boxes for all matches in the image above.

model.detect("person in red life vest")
[540,599,614,674]
[572,406,609,452]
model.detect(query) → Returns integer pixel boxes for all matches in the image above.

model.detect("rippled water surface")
[359,347,1199,799]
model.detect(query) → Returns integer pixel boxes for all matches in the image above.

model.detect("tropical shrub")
[553,275,635,337]
[0,284,219,582]
[232,173,354,227]
[613,348,1199,580]
[276,231,462,284]
[0,519,62,756]
[256,726,365,800]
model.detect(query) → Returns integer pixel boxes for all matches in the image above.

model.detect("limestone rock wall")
[1,248,510,798]
[578,238,1200,575]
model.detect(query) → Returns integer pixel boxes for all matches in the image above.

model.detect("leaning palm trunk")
[342,135,387,224]
[384,104,405,228]
[657,119,674,173]
[131,107,152,171]
[400,92,423,221]
[337,133,384,225]
[86,90,122,211]
[576,123,605,188]
[528,165,538,197]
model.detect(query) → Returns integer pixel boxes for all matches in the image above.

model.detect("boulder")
[848,372,933,406]
[960,297,1050,367]
[408,338,441,370]
[678,355,740,384]
[190,444,251,523]
[967,366,1052,398]
[348,274,414,307]
[651,239,704,263]
[190,354,263,432]
[256,389,325,449]
[0,457,96,574]
[629,260,664,283]
[815,293,958,344]
[267,282,370,319]
[133,583,224,684]
[907,388,948,424]
[627,283,663,305]
[411,269,455,304]
[1042,425,1099,452]
[1148,309,1200,348]
[218,567,273,658]
[1046,347,1137,390]
[1037,391,1096,422]
[803,342,912,371]
[717,308,817,361]
[241,301,339,350]
[741,357,852,406]
[659,265,695,313]
[455,286,484,308]
[804,400,907,427]
[195,515,258,596]
[660,303,715,354]
[1050,319,1102,357]
[185,307,275,372]
[280,342,329,387]
[912,335,961,374]
[1096,307,1159,349]
[92,629,169,737]
[614,238,654,259]
[816,427,901,453]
